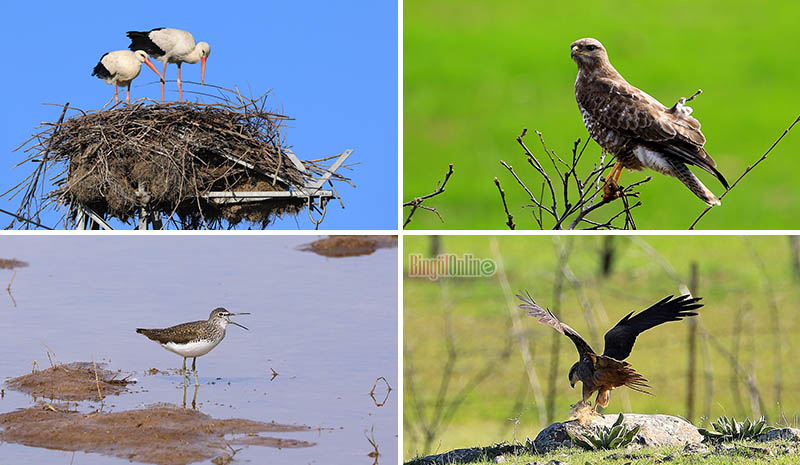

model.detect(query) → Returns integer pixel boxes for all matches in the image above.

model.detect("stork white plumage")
[126,28,211,103]
[92,50,162,104]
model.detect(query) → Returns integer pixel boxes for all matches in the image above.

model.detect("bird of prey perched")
[570,38,728,205]
[518,293,702,411]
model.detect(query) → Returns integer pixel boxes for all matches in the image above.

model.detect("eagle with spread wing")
[518,293,702,411]
[570,38,728,205]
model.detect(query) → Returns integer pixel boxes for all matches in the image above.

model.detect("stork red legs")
[126,28,211,103]
[92,50,162,104]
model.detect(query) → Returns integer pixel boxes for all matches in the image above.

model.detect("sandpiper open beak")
[229,320,249,330]
[227,312,250,330]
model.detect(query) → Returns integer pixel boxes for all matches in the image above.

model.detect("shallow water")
[0,235,397,464]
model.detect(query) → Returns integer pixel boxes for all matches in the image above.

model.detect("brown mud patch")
[0,403,314,465]
[0,258,28,269]
[4,362,132,401]
[300,235,398,257]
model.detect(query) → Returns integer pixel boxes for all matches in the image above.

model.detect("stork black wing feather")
[126,30,167,57]
[602,294,702,360]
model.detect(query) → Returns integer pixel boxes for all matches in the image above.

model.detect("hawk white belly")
[633,146,673,176]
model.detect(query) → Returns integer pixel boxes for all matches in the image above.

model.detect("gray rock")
[405,443,529,465]
[533,413,703,453]
[756,427,800,442]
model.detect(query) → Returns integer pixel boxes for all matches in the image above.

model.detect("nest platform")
[6,94,353,230]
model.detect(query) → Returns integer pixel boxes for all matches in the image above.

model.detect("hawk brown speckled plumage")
[571,38,728,205]
[518,293,703,410]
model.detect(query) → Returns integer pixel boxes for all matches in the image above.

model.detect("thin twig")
[689,114,800,229]
[493,177,516,230]
[403,163,454,228]
[92,357,104,408]
[502,129,645,229]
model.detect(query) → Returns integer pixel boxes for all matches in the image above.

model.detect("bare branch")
[689,114,800,229]
[493,177,516,230]
[403,163,455,228]
[500,129,647,230]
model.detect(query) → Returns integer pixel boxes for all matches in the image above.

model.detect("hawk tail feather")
[666,159,721,206]
[621,363,653,395]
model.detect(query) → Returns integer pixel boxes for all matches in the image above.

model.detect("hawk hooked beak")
[571,45,587,58]
[570,380,576,389]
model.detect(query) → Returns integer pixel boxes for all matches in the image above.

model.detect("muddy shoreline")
[1,362,316,465]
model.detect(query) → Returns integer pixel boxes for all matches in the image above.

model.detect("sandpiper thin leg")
[192,357,199,385]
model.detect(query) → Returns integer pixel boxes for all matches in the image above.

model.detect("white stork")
[126,28,211,103]
[92,50,162,104]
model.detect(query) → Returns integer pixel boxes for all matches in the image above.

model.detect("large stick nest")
[7,92,352,229]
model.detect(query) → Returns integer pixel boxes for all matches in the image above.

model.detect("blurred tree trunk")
[599,236,615,278]
[430,235,441,257]
[686,262,698,422]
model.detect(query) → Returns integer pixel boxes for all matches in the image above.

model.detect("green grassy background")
[403,235,800,459]
[404,1,800,229]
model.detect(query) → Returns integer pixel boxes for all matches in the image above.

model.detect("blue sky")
[0,1,398,230]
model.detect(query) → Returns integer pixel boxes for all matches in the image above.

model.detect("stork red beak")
[143,57,163,80]
[200,56,207,85]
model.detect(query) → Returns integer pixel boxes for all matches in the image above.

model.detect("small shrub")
[698,416,774,443]
[567,413,641,450]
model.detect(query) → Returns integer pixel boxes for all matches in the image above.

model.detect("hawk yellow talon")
[602,180,623,202]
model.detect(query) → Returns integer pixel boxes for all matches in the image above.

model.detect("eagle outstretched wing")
[518,291,595,357]
[602,294,703,361]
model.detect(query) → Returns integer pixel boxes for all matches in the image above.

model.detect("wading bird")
[126,28,211,103]
[136,308,249,385]
[570,38,728,205]
[92,50,162,104]
[519,293,702,412]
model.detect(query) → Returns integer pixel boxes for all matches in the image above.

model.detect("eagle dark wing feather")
[602,294,702,360]
[587,77,725,183]
[518,291,596,357]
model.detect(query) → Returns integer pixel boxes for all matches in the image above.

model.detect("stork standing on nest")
[126,28,211,103]
[92,50,162,104]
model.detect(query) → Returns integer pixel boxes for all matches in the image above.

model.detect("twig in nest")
[689,114,800,229]
[493,177,516,229]
[403,163,454,228]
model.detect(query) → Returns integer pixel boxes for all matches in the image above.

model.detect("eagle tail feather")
[665,159,721,206]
